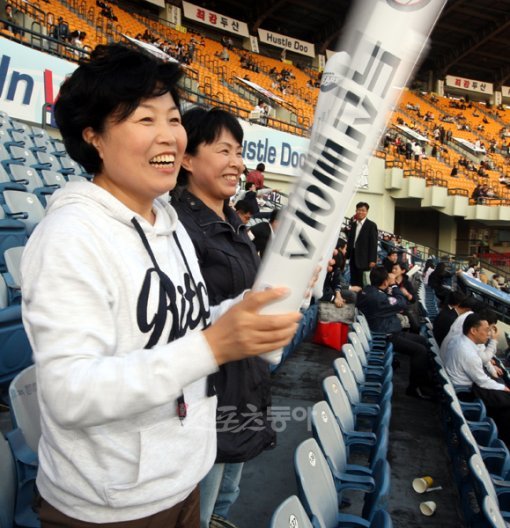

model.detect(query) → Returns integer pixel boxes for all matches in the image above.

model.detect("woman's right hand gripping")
[203,287,302,365]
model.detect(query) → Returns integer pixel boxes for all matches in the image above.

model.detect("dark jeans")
[390,331,431,390]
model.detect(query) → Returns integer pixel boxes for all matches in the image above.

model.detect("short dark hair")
[458,296,479,310]
[387,249,398,256]
[256,163,265,172]
[477,308,498,326]
[446,290,466,307]
[370,266,388,287]
[463,312,486,335]
[245,181,255,191]
[54,44,182,174]
[234,199,251,214]
[177,107,243,186]
[356,201,369,210]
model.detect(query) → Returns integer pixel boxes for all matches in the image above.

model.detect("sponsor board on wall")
[502,86,510,99]
[182,1,249,37]
[257,29,315,58]
[240,121,309,177]
[445,74,493,95]
[0,38,77,125]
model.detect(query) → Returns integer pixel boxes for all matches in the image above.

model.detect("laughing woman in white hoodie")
[20,44,300,528]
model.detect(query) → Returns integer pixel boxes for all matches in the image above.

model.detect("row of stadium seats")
[270,314,395,527]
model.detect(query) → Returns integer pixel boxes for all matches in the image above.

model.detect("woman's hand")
[203,287,302,365]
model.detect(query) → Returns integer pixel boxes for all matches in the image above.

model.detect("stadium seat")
[342,343,388,385]
[0,307,33,388]
[269,495,313,528]
[66,174,90,183]
[58,155,82,175]
[9,165,58,205]
[469,453,510,524]
[31,135,52,153]
[3,190,45,235]
[348,333,390,377]
[39,169,66,189]
[352,322,390,357]
[333,358,392,407]
[5,428,39,528]
[0,433,16,528]
[32,151,62,173]
[322,375,382,447]
[294,437,391,528]
[483,495,507,528]
[4,146,39,170]
[0,207,28,272]
[311,401,377,490]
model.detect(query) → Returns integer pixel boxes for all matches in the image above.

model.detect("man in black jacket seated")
[357,266,433,399]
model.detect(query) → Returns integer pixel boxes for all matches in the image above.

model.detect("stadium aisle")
[229,340,465,528]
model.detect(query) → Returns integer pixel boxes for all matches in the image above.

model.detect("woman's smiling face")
[84,92,187,215]
[183,128,244,206]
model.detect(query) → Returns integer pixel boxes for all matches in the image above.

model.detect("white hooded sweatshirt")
[21,182,232,523]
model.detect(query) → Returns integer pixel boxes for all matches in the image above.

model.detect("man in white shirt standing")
[445,312,510,446]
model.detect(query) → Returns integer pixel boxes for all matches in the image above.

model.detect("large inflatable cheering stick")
[254,0,448,363]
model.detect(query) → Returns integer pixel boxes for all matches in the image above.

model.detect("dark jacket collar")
[173,189,245,232]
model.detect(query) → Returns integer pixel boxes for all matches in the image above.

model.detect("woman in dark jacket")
[171,107,274,528]
[428,261,453,306]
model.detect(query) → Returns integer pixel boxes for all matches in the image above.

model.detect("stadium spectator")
[234,199,253,225]
[252,100,268,125]
[21,44,299,528]
[52,16,69,41]
[243,181,260,215]
[427,261,453,306]
[249,207,281,258]
[246,162,265,189]
[321,239,359,306]
[466,257,480,278]
[346,201,378,287]
[392,261,420,332]
[171,107,289,528]
[422,259,435,285]
[356,266,433,399]
[3,4,20,34]
[432,290,469,346]
[216,45,230,61]
[444,313,510,445]
[382,249,399,273]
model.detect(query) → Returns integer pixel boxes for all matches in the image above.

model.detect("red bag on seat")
[312,321,349,351]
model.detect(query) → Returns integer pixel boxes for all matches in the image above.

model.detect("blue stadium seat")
[323,375,389,448]
[3,190,45,235]
[0,305,33,388]
[270,495,313,528]
[311,401,378,491]
[0,433,16,528]
[295,437,391,528]
[333,358,392,407]
[9,165,58,205]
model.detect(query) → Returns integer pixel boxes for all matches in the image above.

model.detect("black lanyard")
[131,217,215,424]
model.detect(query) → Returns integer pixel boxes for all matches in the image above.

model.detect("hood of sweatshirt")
[45,181,178,236]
